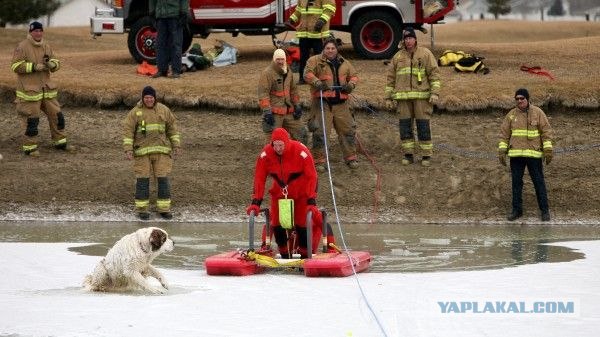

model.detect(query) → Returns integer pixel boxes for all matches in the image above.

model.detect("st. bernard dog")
[83,227,174,294]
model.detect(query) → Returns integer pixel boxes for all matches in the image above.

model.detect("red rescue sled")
[204,209,371,277]
[205,250,267,276]
[205,250,371,277]
[303,251,371,277]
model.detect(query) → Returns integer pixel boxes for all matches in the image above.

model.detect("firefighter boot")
[135,177,150,220]
[541,211,551,222]
[157,177,172,219]
[507,210,523,221]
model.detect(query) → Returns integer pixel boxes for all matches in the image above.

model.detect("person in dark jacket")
[150,0,189,78]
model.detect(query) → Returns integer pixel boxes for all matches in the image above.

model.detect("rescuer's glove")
[544,150,553,165]
[293,105,303,120]
[306,200,322,227]
[34,63,48,72]
[262,109,275,126]
[246,199,262,216]
[313,80,329,91]
[385,98,396,111]
[428,93,439,105]
[498,150,507,166]
[341,82,355,94]
[314,18,326,32]
[285,18,296,27]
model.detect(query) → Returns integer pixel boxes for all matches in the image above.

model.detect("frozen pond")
[2,221,599,272]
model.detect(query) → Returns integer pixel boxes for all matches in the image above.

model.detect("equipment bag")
[454,56,490,74]
[278,198,294,230]
[438,50,470,66]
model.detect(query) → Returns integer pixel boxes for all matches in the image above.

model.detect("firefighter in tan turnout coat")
[257,49,305,143]
[11,21,75,156]
[123,86,181,220]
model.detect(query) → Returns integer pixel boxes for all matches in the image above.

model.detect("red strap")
[520,65,555,80]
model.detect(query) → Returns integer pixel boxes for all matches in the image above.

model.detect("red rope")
[355,133,381,225]
[520,65,555,80]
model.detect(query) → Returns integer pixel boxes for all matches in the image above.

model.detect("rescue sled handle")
[306,211,313,259]
[321,210,328,253]
[248,211,255,251]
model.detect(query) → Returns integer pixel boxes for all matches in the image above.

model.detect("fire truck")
[91,0,455,64]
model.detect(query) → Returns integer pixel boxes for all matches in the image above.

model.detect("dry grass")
[0,20,599,112]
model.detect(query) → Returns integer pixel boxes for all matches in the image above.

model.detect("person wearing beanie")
[246,128,336,258]
[385,25,441,167]
[122,86,181,220]
[286,0,336,84]
[257,49,305,144]
[303,37,359,171]
[150,0,190,78]
[499,88,553,222]
[10,21,75,157]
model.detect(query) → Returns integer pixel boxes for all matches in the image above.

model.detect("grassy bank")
[0,20,599,112]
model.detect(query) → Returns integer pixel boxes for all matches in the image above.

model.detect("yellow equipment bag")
[278,198,294,230]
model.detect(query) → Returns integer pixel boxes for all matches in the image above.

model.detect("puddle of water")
[1,221,598,272]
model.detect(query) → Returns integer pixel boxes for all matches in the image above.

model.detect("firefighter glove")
[341,82,355,94]
[246,199,262,216]
[544,150,553,165]
[246,204,261,216]
[385,98,396,111]
[498,150,507,166]
[285,18,296,27]
[34,63,48,72]
[293,105,303,120]
[262,109,275,126]
[314,18,326,32]
[313,80,329,91]
[428,93,439,105]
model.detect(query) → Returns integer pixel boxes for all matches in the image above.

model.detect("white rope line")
[318,91,389,337]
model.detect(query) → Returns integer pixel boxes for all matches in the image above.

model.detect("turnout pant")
[396,99,433,156]
[17,98,67,153]
[309,100,357,164]
[133,153,173,212]
[509,157,549,213]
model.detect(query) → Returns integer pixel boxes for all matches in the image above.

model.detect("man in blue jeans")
[150,0,189,78]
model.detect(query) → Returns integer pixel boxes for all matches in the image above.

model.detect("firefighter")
[304,37,359,172]
[257,49,306,143]
[11,21,75,157]
[385,26,441,167]
[499,88,553,222]
[287,0,336,84]
[246,128,334,258]
[123,86,181,220]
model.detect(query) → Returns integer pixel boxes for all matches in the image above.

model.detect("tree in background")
[548,0,565,16]
[0,0,60,27]
[487,0,511,19]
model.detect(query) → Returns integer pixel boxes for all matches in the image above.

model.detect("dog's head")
[138,227,175,254]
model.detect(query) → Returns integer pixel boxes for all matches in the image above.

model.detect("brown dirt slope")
[0,21,599,223]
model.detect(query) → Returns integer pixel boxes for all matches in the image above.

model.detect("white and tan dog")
[83,227,174,294]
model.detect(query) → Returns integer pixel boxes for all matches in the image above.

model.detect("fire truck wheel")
[128,16,193,64]
[351,10,401,60]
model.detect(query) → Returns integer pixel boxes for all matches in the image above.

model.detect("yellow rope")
[245,251,304,268]
[328,242,342,253]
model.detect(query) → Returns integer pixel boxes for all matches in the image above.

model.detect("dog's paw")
[159,279,170,290]
[150,286,167,295]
